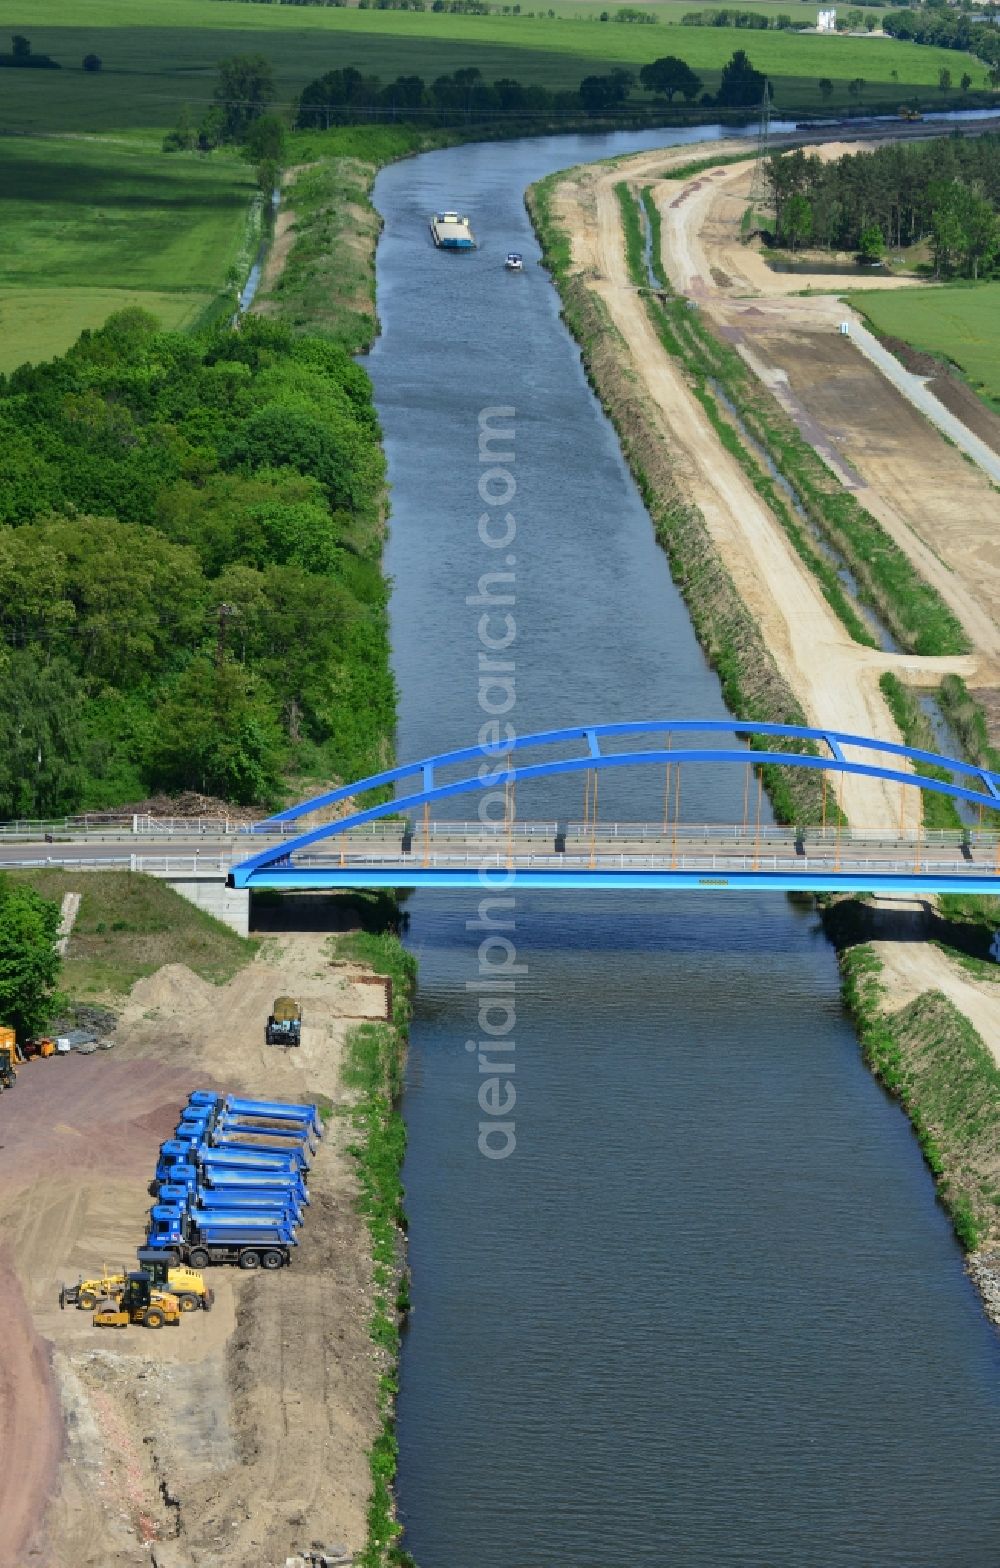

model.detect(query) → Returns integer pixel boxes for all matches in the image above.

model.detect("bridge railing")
[290,849,992,877]
[0,815,253,842]
[0,854,237,874]
[0,816,411,844]
[3,815,999,849]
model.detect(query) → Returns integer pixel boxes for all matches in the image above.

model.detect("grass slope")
[10,869,256,997]
[0,136,255,368]
[2,4,987,130]
[335,928,417,1567]
[843,944,1000,1251]
[849,282,1000,414]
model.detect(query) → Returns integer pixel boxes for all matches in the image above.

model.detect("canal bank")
[362,130,1000,1566]
[527,140,1000,1309]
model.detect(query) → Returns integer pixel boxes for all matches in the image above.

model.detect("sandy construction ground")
[0,928,389,1568]
[661,142,922,303]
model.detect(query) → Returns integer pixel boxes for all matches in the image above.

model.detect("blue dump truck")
[154,1154,310,1205]
[187,1091,323,1139]
[174,1119,314,1168]
[146,1204,297,1269]
[199,1145,308,1178]
[159,1138,307,1176]
[180,1111,317,1152]
[160,1165,307,1204]
[141,1090,321,1269]
[159,1184,305,1228]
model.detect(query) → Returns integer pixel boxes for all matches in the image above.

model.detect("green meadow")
[0,288,212,372]
[849,283,1000,411]
[0,136,256,369]
[2,0,989,133]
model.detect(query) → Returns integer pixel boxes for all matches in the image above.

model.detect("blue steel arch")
[230,720,1000,887]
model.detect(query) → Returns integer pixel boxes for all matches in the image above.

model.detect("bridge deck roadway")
[233,822,999,893]
[4,824,999,895]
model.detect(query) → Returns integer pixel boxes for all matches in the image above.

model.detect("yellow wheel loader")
[60,1257,213,1314]
[92,1273,181,1330]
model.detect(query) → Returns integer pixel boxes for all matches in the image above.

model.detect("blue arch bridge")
[229,721,1000,895]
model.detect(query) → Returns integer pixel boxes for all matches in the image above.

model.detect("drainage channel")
[634,188,897,654]
[709,378,900,652]
[238,186,281,315]
[917,693,982,826]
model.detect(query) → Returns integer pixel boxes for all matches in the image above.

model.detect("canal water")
[368,129,1000,1568]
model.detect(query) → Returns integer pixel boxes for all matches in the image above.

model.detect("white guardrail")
[292,852,995,876]
[0,855,236,874]
[0,816,998,848]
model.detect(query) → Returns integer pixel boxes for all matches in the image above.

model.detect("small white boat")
[505,252,523,272]
[430,211,476,250]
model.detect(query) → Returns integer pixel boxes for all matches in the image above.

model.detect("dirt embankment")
[0,931,390,1568]
[252,157,383,345]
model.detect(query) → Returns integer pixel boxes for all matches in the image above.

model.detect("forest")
[768,134,1000,275]
[0,310,393,817]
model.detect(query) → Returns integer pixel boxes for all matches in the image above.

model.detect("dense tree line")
[768,134,1000,275]
[298,62,600,123]
[0,876,61,1037]
[681,10,795,29]
[215,0,654,12]
[296,49,768,125]
[0,312,393,814]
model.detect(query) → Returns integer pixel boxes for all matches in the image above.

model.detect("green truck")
[265,995,302,1048]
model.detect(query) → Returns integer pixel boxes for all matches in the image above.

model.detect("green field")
[0,136,256,369]
[849,282,1000,411]
[1,0,989,131]
[0,288,212,372]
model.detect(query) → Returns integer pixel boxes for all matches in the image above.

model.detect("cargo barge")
[430,211,476,250]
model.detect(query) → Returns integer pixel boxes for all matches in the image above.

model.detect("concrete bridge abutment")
[156,874,250,937]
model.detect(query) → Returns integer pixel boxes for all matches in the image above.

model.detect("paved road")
[4,823,998,887]
[846,316,1000,486]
